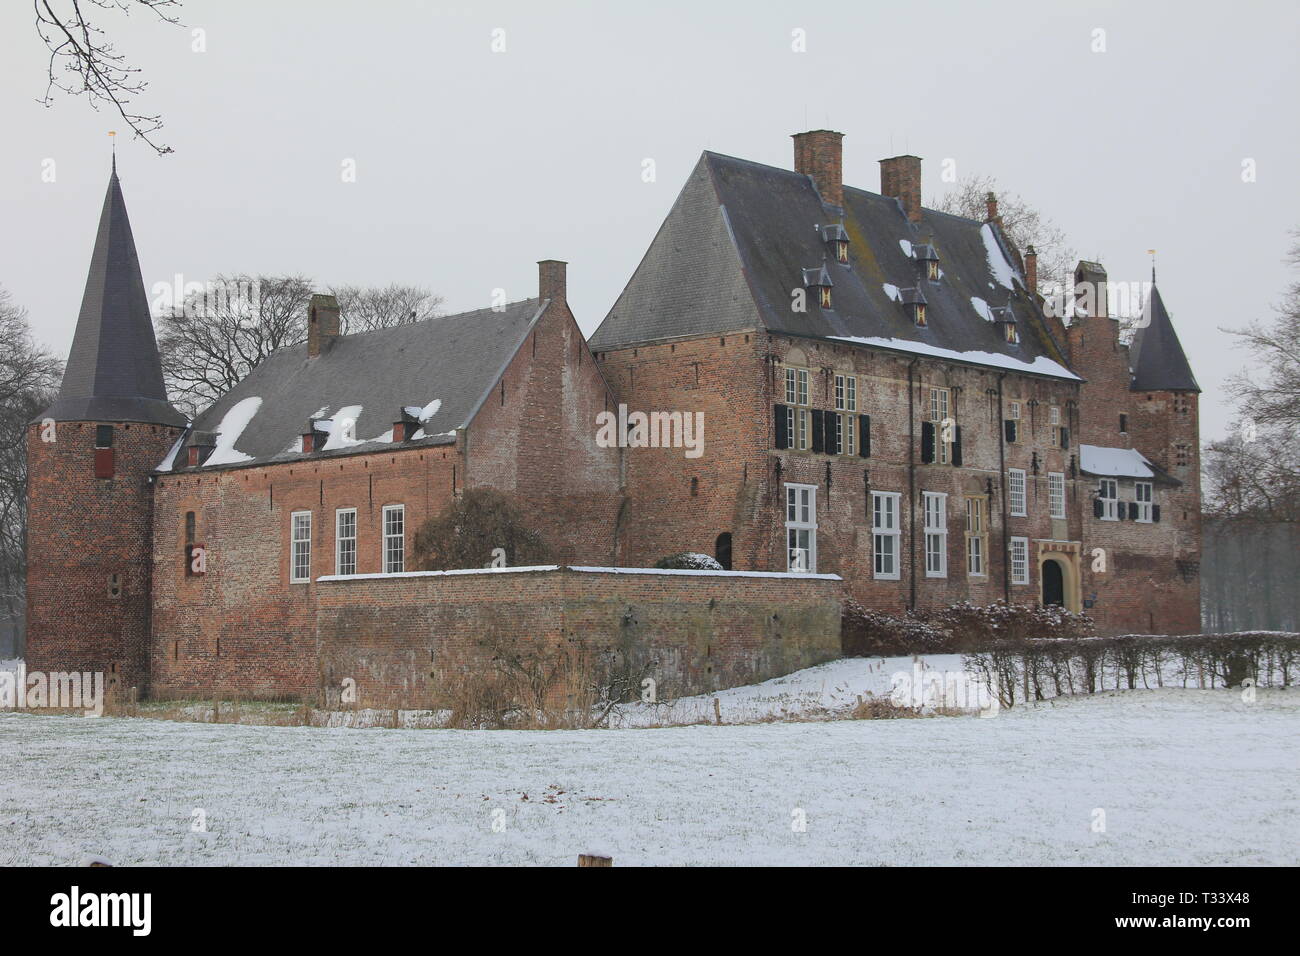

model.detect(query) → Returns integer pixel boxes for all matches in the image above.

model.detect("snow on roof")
[981,223,1019,290]
[882,283,901,302]
[155,433,185,472]
[970,296,993,322]
[321,404,364,451]
[1079,444,1155,478]
[898,239,913,258]
[204,396,262,466]
[830,335,1081,381]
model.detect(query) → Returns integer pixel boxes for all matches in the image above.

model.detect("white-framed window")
[382,504,405,573]
[923,492,947,578]
[290,511,312,584]
[1134,481,1153,522]
[834,412,856,455]
[1008,468,1027,517]
[929,387,951,464]
[1049,405,1061,447]
[834,374,857,412]
[1009,401,1021,421]
[872,491,901,580]
[785,367,809,407]
[1010,536,1029,585]
[965,496,987,576]
[785,483,817,573]
[1098,479,1118,520]
[1048,472,1066,519]
[335,508,357,576]
[782,405,796,449]
[796,408,809,450]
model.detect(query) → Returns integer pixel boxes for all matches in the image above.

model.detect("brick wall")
[314,566,842,708]
[26,420,184,695]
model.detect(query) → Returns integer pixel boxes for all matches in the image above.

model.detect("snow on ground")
[1,682,1294,866]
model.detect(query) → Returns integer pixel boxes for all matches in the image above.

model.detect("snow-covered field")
[1,676,1295,866]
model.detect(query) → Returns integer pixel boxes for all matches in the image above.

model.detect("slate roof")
[1128,283,1200,392]
[591,151,1075,380]
[40,163,187,426]
[164,298,547,470]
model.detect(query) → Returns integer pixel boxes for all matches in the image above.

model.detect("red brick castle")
[25,131,1201,705]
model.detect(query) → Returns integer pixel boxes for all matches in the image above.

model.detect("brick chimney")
[985,192,1001,226]
[539,259,567,303]
[792,130,845,207]
[1024,245,1038,295]
[307,293,340,358]
[879,155,922,222]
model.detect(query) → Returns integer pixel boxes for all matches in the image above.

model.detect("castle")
[25,131,1201,706]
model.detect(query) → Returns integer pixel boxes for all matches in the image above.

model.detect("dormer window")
[913,243,940,282]
[900,287,928,327]
[802,264,833,310]
[821,224,849,264]
[991,306,1019,344]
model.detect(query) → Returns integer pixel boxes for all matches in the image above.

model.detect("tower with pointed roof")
[25,162,187,695]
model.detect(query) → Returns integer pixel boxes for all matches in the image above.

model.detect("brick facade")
[314,567,841,708]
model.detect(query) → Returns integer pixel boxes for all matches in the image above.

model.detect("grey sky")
[2,0,1296,443]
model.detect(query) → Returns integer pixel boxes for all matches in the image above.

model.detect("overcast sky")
[2,0,1296,442]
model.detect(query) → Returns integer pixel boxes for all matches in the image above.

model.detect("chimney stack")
[539,259,567,304]
[879,155,922,222]
[307,293,341,358]
[1025,245,1038,295]
[985,192,1001,226]
[792,130,845,207]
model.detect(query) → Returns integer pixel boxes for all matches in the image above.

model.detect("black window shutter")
[859,415,871,458]
[774,404,789,449]
[1117,501,1127,520]
[1060,426,1070,449]
[811,410,825,453]
[1152,504,1161,522]
[920,421,935,464]
[823,412,838,454]
[1093,498,1104,518]
[1004,420,1016,443]
[952,426,963,466]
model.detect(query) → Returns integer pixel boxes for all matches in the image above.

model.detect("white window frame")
[834,373,857,412]
[834,412,856,456]
[1048,472,1066,519]
[929,387,951,464]
[335,508,357,576]
[382,504,405,573]
[1010,536,1029,585]
[1134,481,1153,523]
[923,492,947,579]
[1008,468,1028,517]
[290,511,312,584]
[796,408,809,451]
[784,483,817,573]
[1049,405,1061,447]
[872,491,902,580]
[965,497,987,577]
[1098,479,1118,521]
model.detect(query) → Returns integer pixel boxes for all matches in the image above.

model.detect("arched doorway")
[715,532,733,571]
[1042,558,1065,607]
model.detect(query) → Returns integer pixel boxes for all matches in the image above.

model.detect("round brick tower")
[25,161,187,698]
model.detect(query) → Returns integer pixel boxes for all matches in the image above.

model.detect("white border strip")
[318,565,841,583]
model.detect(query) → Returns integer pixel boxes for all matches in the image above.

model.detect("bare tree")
[1223,231,1300,432]
[413,488,551,571]
[0,286,63,625]
[934,173,1076,297]
[34,0,184,155]
[156,274,314,417]
[156,275,447,416]
[330,283,445,334]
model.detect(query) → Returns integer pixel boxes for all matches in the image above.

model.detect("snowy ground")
[1,682,1295,866]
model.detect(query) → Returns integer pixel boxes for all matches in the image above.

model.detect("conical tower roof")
[40,162,187,425]
[1129,283,1200,393]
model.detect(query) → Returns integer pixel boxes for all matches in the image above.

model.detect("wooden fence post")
[578,854,612,867]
